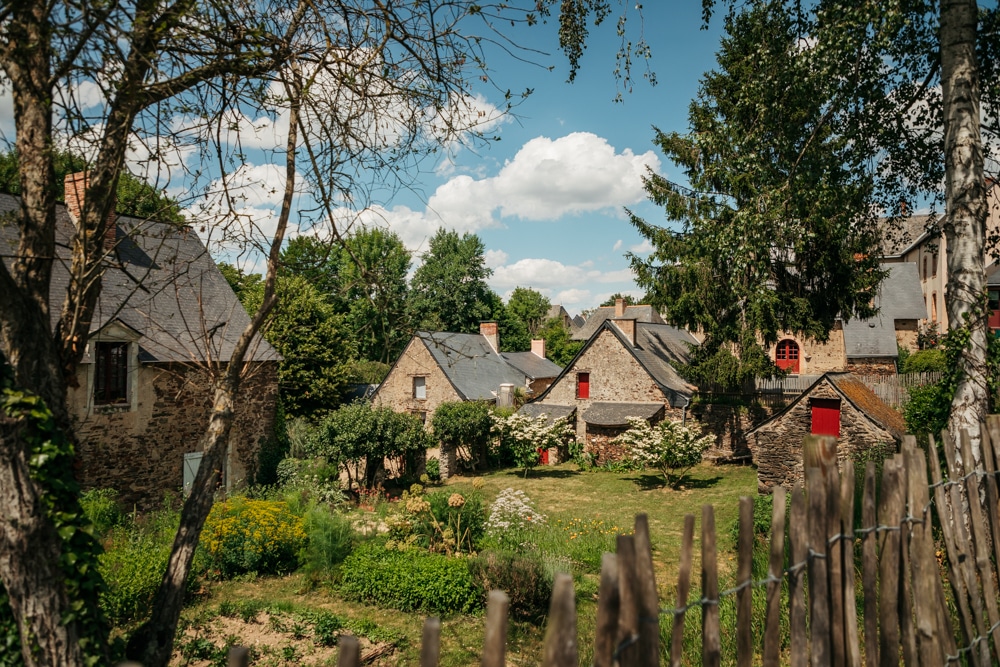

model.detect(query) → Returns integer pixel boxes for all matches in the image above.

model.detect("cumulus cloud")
[613,239,623,251]
[485,256,638,310]
[484,249,509,268]
[629,239,654,254]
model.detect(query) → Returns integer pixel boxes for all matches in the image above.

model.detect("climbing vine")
[0,362,111,665]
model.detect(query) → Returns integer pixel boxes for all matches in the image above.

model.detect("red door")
[576,372,590,399]
[811,399,841,437]
[775,339,800,374]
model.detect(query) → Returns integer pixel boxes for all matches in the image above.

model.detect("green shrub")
[340,543,481,614]
[425,457,441,481]
[80,488,126,535]
[425,490,486,549]
[99,527,172,626]
[469,551,552,621]
[201,498,307,577]
[432,401,493,465]
[727,494,774,545]
[300,507,356,576]
[903,381,951,437]
[902,348,946,374]
[311,611,343,646]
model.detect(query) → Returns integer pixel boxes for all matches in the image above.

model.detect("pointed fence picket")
[207,417,1000,667]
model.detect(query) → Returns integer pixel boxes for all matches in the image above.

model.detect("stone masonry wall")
[846,358,897,376]
[895,319,919,354]
[770,326,846,374]
[72,361,278,508]
[535,328,674,442]
[691,401,778,461]
[751,380,899,494]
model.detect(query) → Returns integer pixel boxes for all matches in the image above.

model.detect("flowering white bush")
[613,418,712,488]
[485,488,546,549]
[491,412,575,476]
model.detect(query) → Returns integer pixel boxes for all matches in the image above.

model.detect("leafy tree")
[242,275,356,419]
[0,149,185,223]
[487,291,531,353]
[431,401,493,469]
[507,287,552,335]
[408,229,494,334]
[536,316,583,367]
[600,293,637,307]
[613,417,712,488]
[217,262,263,304]
[279,236,346,303]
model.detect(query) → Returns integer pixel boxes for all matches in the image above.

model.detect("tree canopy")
[408,229,495,334]
[507,287,552,336]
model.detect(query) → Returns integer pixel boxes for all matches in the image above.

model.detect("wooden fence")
[216,416,1000,666]
[699,371,942,408]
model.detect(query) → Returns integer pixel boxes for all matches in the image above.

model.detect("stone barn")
[749,372,906,493]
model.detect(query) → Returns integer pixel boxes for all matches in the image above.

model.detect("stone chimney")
[613,318,636,346]
[615,297,626,318]
[64,172,117,253]
[480,321,499,352]
[531,338,546,359]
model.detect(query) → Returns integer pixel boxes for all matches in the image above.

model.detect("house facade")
[529,317,698,461]
[0,174,281,507]
[750,372,906,493]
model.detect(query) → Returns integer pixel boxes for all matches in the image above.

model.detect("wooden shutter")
[576,372,590,399]
[811,399,841,437]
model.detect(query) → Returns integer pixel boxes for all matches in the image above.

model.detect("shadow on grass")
[503,468,581,479]
[627,473,723,491]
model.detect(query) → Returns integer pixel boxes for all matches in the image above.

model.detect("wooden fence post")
[701,504,720,667]
[594,553,620,667]
[337,635,360,667]
[633,514,660,667]
[227,646,250,667]
[421,617,441,667]
[806,465,831,667]
[861,462,878,667]
[895,453,916,667]
[736,496,753,667]
[877,456,902,667]
[763,488,786,667]
[481,590,509,667]
[616,534,639,666]
[670,514,695,667]
[840,459,860,667]
[543,572,577,667]
[789,485,807,667]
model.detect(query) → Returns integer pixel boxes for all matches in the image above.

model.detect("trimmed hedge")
[340,544,481,614]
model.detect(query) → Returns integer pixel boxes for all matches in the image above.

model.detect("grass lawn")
[175,462,759,666]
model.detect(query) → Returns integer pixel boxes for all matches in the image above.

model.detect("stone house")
[0,174,281,507]
[749,372,906,494]
[571,298,666,341]
[372,322,561,426]
[528,313,699,461]
[766,263,926,376]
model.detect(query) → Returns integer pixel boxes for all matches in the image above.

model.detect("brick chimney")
[613,318,636,346]
[615,297,626,318]
[531,338,546,359]
[480,321,499,352]
[65,172,117,252]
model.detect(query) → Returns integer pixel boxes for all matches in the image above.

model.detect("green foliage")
[727,494,774,545]
[344,359,390,385]
[490,412,575,477]
[614,418,712,487]
[408,229,494,334]
[310,403,433,487]
[904,382,951,438]
[80,489,126,536]
[0,149,184,223]
[242,274,357,418]
[901,349,946,374]
[536,316,584,367]
[425,457,441,481]
[280,236,345,300]
[299,507,356,577]
[0,587,22,667]
[256,398,291,486]
[599,293,636,307]
[99,527,173,627]
[339,543,481,614]
[200,498,307,578]
[311,611,343,646]
[628,2,886,370]
[432,401,493,463]
[507,287,552,336]
[679,343,777,390]
[1,362,109,664]
[489,291,532,352]
[468,551,552,621]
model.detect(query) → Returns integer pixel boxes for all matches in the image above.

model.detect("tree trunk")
[127,378,237,667]
[941,0,990,463]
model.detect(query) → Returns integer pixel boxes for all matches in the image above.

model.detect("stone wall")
[535,328,673,441]
[846,358,897,376]
[770,326,846,374]
[691,400,778,461]
[72,361,278,508]
[373,337,462,426]
[751,380,899,493]
[895,319,919,354]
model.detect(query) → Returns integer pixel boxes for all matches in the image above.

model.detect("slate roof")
[518,402,576,426]
[880,214,938,257]
[582,401,664,427]
[842,263,925,358]
[0,194,278,363]
[572,304,666,340]
[415,331,531,401]
[749,372,906,441]
[501,351,562,380]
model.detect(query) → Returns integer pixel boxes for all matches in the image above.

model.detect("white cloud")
[613,239,623,251]
[555,288,592,309]
[629,239,653,254]
[484,249,509,268]
[487,256,638,310]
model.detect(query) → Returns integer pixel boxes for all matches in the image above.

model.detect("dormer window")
[94,341,129,405]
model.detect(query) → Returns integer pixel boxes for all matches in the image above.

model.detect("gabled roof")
[572,304,666,340]
[880,214,938,258]
[518,402,576,426]
[582,401,664,427]
[501,351,562,380]
[842,263,925,358]
[0,194,279,363]
[532,320,698,407]
[749,372,906,441]
[416,331,530,401]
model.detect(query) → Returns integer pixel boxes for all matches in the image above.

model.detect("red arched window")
[775,339,800,374]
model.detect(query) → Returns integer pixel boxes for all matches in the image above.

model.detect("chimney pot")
[531,338,546,359]
[615,297,625,318]
[64,172,117,253]
[480,321,499,352]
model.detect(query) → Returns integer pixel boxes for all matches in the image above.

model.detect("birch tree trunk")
[941,0,990,462]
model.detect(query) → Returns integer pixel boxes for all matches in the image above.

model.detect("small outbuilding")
[749,372,906,494]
